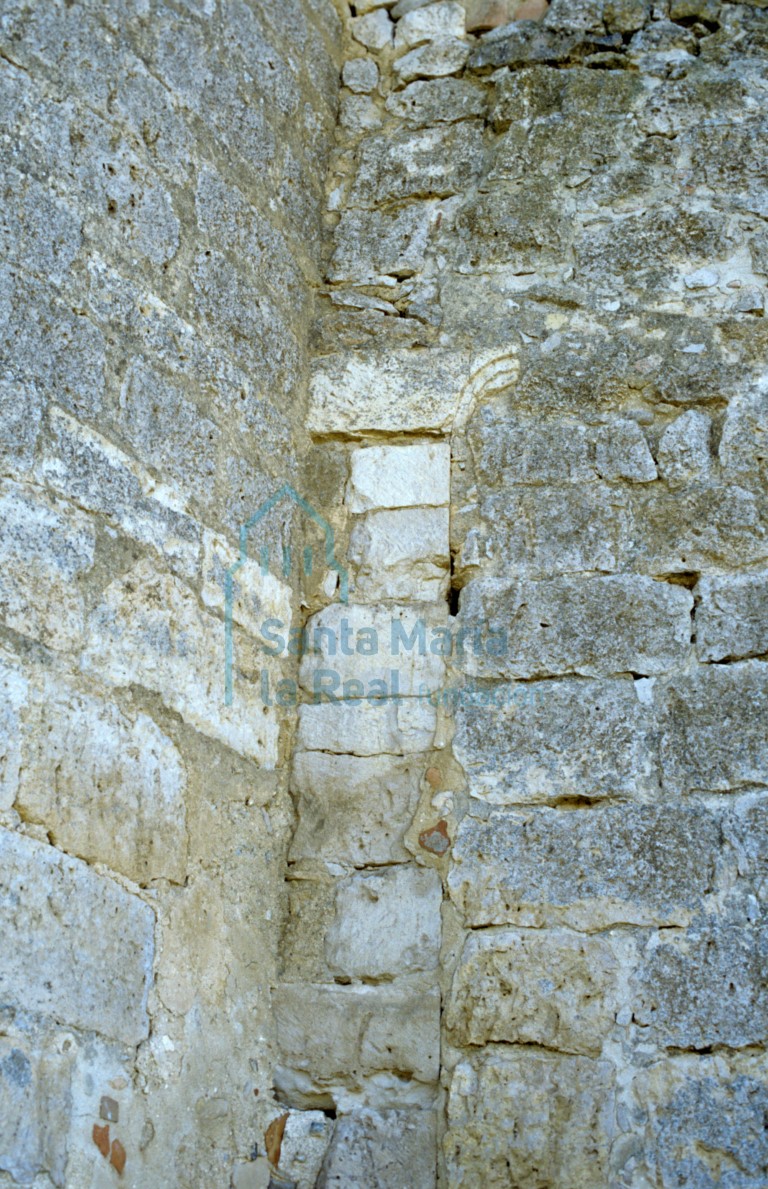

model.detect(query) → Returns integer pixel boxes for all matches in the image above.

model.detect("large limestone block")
[657,661,768,795]
[346,442,450,512]
[348,124,484,207]
[273,981,440,1110]
[632,922,768,1049]
[0,829,154,1045]
[453,677,657,804]
[289,751,423,866]
[82,559,280,765]
[309,349,470,435]
[201,530,292,641]
[622,1058,768,1189]
[330,203,440,284]
[468,406,595,486]
[297,698,436,756]
[448,804,721,929]
[696,572,768,662]
[385,78,487,125]
[348,507,450,602]
[317,1109,436,1189]
[326,866,442,979]
[0,480,95,652]
[299,604,446,698]
[16,673,188,884]
[446,928,622,1056]
[458,574,692,679]
[446,1047,615,1189]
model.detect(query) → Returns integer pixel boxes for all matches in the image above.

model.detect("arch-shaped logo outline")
[224,483,348,706]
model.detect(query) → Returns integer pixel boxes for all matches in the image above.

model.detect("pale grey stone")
[351,8,393,49]
[317,1109,436,1189]
[348,507,450,601]
[348,123,484,207]
[342,57,380,93]
[454,677,657,804]
[446,928,622,1056]
[657,410,713,485]
[446,1048,615,1189]
[632,922,768,1048]
[448,804,721,929]
[339,93,383,135]
[0,828,154,1045]
[596,419,657,483]
[0,1030,72,1186]
[468,406,595,486]
[683,266,719,289]
[385,77,487,124]
[326,866,442,978]
[346,441,450,511]
[273,981,440,1110]
[656,661,768,794]
[0,381,44,477]
[734,288,765,314]
[289,752,423,866]
[696,572,768,662]
[394,38,470,81]
[330,202,439,283]
[297,698,436,756]
[394,1,465,48]
[0,649,26,811]
[458,574,693,679]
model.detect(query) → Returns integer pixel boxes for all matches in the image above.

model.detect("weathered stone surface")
[317,1108,436,1189]
[447,928,622,1055]
[326,866,442,979]
[696,572,768,663]
[385,77,487,124]
[346,442,450,511]
[0,1030,72,1186]
[468,406,595,486]
[297,698,436,755]
[0,829,153,1044]
[330,202,440,283]
[624,1059,768,1189]
[657,661,768,795]
[657,410,713,486]
[348,124,484,207]
[309,349,470,435]
[273,981,440,1110]
[0,650,26,811]
[448,804,721,929]
[446,1048,615,1189]
[278,1110,335,1189]
[351,8,393,50]
[394,2,465,49]
[458,574,693,679]
[0,380,44,477]
[454,677,657,804]
[349,507,450,601]
[16,674,188,884]
[82,559,280,765]
[201,530,292,640]
[632,921,768,1049]
[299,604,446,697]
[0,480,95,652]
[289,751,423,866]
[342,57,380,94]
[595,419,657,483]
[394,38,470,82]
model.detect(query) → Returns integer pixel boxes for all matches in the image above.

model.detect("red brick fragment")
[92,1123,110,1158]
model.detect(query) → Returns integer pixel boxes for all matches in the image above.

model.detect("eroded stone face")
[317,1108,437,1189]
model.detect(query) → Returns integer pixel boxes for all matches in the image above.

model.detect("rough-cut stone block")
[448,804,721,929]
[299,604,446,698]
[624,1059,768,1189]
[394,2,465,48]
[317,1109,436,1189]
[632,922,768,1049]
[349,507,449,602]
[289,751,423,866]
[273,981,440,1110]
[454,677,656,804]
[309,349,470,435]
[82,559,280,765]
[351,8,393,50]
[468,407,595,485]
[297,698,436,756]
[657,409,713,486]
[394,38,470,81]
[349,124,484,207]
[346,442,450,511]
[0,380,44,476]
[447,928,622,1056]
[596,419,657,483]
[201,530,292,640]
[458,574,693,679]
[696,573,768,663]
[326,866,442,979]
[0,1031,73,1186]
[446,1048,615,1189]
[385,78,487,125]
[0,480,95,651]
[657,661,768,795]
[342,57,380,94]
[16,674,188,884]
[275,1110,334,1189]
[0,829,154,1045]
[0,650,27,811]
[330,203,439,284]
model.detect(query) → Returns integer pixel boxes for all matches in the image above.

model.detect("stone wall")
[1,0,767,1186]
